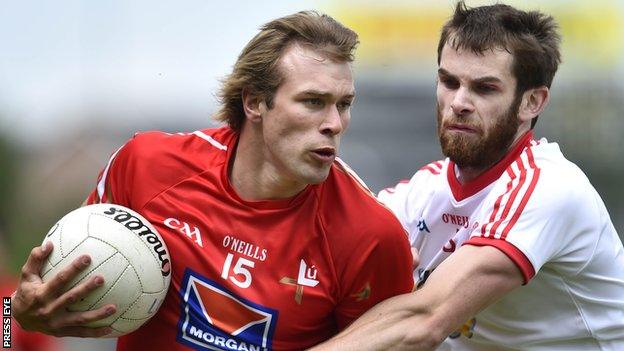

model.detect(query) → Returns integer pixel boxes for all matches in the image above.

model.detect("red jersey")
[87,127,413,351]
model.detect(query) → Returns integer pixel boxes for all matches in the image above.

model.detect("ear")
[518,86,550,123]
[242,88,266,124]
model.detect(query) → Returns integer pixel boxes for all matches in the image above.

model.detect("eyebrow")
[437,68,503,85]
[299,90,355,99]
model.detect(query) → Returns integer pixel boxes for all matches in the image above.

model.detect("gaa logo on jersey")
[177,269,278,351]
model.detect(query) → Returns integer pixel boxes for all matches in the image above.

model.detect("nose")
[450,87,474,117]
[320,105,347,136]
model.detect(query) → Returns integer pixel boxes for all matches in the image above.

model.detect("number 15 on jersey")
[221,253,255,288]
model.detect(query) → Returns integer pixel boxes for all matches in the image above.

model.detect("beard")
[437,96,522,169]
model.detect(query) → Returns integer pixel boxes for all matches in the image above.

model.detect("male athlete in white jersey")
[312,2,624,350]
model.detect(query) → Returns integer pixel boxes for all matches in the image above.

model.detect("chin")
[299,167,332,185]
[306,173,330,185]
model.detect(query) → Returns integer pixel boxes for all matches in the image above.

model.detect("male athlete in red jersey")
[10,11,414,350]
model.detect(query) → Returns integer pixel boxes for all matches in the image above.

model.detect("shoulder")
[377,159,447,213]
[470,140,611,279]
[118,127,233,168]
[319,160,412,279]
[417,160,447,177]
[499,140,594,213]
[101,127,236,208]
[377,159,447,194]
[319,159,409,245]
[477,139,601,244]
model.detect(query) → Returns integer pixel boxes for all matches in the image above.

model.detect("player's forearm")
[312,246,525,350]
[310,293,446,351]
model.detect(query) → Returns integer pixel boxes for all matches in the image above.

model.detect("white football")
[40,204,171,337]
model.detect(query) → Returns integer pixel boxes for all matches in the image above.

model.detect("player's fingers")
[51,325,113,338]
[20,242,53,281]
[411,247,420,269]
[53,304,117,329]
[45,275,105,314]
[41,255,92,298]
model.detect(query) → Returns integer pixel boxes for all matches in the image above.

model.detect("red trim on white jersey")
[419,160,444,175]
[380,179,410,194]
[481,167,516,237]
[500,148,540,239]
[463,236,535,283]
[479,146,540,240]
[482,158,528,238]
[447,132,533,201]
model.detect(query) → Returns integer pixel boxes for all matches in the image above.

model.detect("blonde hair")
[214,11,358,132]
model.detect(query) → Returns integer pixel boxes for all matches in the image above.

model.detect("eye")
[303,98,324,108]
[337,100,353,111]
[475,84,497,94]
[439,77,459,90]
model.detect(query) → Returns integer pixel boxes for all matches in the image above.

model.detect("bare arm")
[310,244,524,350]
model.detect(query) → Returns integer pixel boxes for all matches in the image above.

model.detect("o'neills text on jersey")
[441,213,470,228]
[223,235,267,261]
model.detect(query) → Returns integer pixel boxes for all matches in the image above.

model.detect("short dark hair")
[438,1,562,128]
[214,11,359,132]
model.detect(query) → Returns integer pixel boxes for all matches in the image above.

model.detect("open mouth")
[311,147,336,162]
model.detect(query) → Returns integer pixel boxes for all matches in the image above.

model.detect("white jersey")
[379,132,624,350]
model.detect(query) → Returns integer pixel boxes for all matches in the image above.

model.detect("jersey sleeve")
[85,144,128,206]
[377,163,441,244]
[377,179,411,229]
[85,132,176,209]
[85,134,144,207]
[333,217,414,330]
[464,149,596,284]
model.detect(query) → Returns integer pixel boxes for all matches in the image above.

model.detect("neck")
[455,127,530,184]
[230,123,306,201]
[454,166,486,184]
